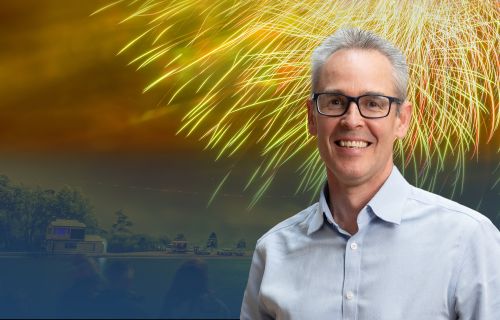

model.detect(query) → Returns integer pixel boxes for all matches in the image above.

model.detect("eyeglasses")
[312,92,402,119]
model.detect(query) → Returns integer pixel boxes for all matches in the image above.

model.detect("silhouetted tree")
[54,186,96,230]
[0,175,16,249]
[131,234,157,251]
[236,239,246,250]
[111,210,133,234]
[158,235,171,250]
[18,187,56,250]
[206,232,218,249]
[175,233,186,241]
[108,210,138,252]
[107,211,170,252]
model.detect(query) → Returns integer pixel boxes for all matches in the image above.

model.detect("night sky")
[0,1,310,246]
[0,1,498,247]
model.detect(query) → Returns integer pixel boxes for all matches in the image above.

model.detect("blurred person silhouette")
[58,255,104,318]
[160,258,230,319]
[95,260,147,318]
[0,279,28,318]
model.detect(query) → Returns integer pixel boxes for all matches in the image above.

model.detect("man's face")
[307,49,412,188]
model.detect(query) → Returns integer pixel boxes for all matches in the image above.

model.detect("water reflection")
[0,255,248,319]
[95,260,147,318]
[0,279,27,317]
[160,258,230,319]
[58,255,104,317]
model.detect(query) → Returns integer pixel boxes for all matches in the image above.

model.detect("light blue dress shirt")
[241,166,500,320]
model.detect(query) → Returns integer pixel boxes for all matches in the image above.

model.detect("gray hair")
[311,28,408,100]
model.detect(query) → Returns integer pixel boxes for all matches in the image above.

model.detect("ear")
[395,101,412,139]
[307,99,317,135]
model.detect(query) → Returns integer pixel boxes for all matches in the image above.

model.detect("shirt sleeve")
[454,217,500,320]
[240,244,273,320]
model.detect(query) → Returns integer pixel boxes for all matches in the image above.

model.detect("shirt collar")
[307,202,326,235]
[307,184,335,235]
[307,166,411,235]
[367,166,411,224]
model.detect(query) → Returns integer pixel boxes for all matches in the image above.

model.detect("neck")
[326,164,393,235]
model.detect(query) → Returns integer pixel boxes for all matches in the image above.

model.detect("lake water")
[0,255,251,318]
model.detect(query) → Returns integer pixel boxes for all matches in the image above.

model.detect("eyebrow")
[320,89,387,96]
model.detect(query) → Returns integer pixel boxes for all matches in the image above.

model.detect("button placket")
[342,236,362,319]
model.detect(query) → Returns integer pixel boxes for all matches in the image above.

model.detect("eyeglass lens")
[317,94,390,118]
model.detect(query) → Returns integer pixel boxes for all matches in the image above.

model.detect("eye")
[329,98,342,106]
[363,96,386,109]
[367,100,381,108]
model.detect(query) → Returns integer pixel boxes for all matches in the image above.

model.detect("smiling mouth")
[335,140,371,148]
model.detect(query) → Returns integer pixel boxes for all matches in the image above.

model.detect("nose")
[340,101,364,128]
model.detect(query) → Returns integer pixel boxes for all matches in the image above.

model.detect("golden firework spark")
[94,0,499,206]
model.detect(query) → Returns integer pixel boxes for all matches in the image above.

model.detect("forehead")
[318,49,397,95]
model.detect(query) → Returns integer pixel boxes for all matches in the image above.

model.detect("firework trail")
[94,0,499,206]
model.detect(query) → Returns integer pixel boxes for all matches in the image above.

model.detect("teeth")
[339,140,368,148]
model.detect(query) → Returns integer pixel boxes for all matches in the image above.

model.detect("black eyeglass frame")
[312,92,403,119]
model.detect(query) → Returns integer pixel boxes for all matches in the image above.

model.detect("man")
[241,28,500,320]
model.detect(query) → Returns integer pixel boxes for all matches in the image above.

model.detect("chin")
[330,163,369,183]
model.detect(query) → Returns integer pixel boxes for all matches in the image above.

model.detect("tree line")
[0,174,171,252]
[0,174,97,251]
[106,209,171,252]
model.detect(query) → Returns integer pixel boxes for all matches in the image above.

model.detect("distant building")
[45,219,106,254]
[171,240,188,253]
[216,248,233,256]
[171,233,188,253]
[193,246,210,255]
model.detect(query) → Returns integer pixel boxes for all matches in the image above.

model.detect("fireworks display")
[95,0,499,206]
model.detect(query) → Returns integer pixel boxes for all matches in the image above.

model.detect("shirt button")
[346,291,354,300]
[350,242,358,250]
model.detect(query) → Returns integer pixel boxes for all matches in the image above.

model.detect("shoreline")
[0,251,252,259]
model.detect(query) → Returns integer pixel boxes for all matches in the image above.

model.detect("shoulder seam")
[407,187,484,223]
[256,204,317,246]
